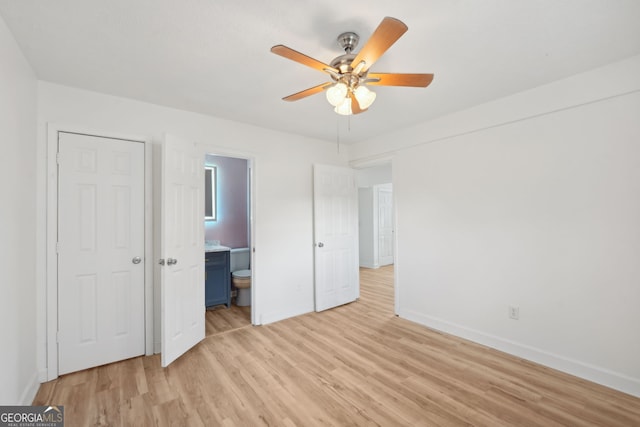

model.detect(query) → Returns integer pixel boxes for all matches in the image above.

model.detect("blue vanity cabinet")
[205,250,230,308]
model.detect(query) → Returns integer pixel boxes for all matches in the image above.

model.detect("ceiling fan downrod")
[337,32,359,53]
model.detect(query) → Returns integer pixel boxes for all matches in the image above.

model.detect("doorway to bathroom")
[204,153,253,336]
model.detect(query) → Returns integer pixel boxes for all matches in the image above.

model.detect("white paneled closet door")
[57,132,145,375]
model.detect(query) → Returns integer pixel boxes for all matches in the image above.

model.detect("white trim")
[45,125,58,381]
[44,124,153,381]
[398,308,640,398]
[19,372,40,405]
[390,159,400,316]
[249,160,258,325]
[201,143,259,325]
[144,140,153,356]
[359,262,380,269]
[349,153,395,169]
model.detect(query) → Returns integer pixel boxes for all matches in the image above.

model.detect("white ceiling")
[1,0,640,144]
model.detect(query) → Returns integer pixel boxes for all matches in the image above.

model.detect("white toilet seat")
[232,269,251,278]
[232,269,251,306]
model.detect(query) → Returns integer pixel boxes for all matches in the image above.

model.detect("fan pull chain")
[334,115,353,154]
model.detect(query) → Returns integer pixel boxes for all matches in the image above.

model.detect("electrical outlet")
[508,306,520,320]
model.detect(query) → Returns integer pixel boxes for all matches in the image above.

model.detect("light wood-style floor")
[205,302,251,337]
[34,266,640,426]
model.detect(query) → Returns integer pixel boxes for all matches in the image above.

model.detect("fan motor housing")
[330,53,356,74]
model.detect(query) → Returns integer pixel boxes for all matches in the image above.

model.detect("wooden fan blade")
[349,92,367,114]
[350,17,408,73]
[366,73,434,87]
[271,45,338,74]
[282,82,332,101]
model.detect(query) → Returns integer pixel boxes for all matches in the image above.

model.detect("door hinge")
[56,331,59,343]
[56,152,60,164]
[56,242,60,253]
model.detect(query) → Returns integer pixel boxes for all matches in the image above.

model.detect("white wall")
[204,154,249,249]
[351,55,640,397]
[356,163,391,187]
[36,82,348,370]
[0,16,38,404]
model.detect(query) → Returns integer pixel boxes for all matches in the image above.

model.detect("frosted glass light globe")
[326,82,348,107]
[334,96,353,115]
[353,85,376,109]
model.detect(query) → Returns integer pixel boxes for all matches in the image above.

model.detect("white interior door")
[161,134,205,367]
[313,164,359,311]
[57,132,145,375]
[377,185,394,266]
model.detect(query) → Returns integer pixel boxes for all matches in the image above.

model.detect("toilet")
[232,269,251,306]
[230,247,251,306]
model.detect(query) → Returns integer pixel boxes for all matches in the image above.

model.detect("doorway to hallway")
[355,162,396,312]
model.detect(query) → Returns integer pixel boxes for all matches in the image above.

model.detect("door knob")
[132,256,142,264]
[317,242,324,248]
[167,258,178,266]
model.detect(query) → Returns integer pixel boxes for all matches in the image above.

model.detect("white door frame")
[45,124,153,381]
[201,142,259,325]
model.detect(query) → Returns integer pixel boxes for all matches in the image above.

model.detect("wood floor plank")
[33,265,640,426]
[121,393,155,427]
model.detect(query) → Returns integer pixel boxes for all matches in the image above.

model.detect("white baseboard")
[19,372,40,405]
[399,308,640,398]
[359,262,379,269]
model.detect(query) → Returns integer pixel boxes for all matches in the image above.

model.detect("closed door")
[313,164,359,311]
[378,186,394,266]
[57,132,145,375]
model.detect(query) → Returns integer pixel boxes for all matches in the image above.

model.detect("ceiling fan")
[271,17,434,116]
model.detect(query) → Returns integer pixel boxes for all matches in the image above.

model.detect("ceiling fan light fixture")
[272,17,434,115]
[326,82,348,107]
[334,96,352,115]
[354,85,376,109]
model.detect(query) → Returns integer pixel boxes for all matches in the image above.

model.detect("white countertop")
[205,244,231,253]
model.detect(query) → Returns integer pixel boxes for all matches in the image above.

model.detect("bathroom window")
[205,166,217,221]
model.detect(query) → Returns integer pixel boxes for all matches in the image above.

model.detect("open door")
[160,134,205,366]
[313,164,359,311]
